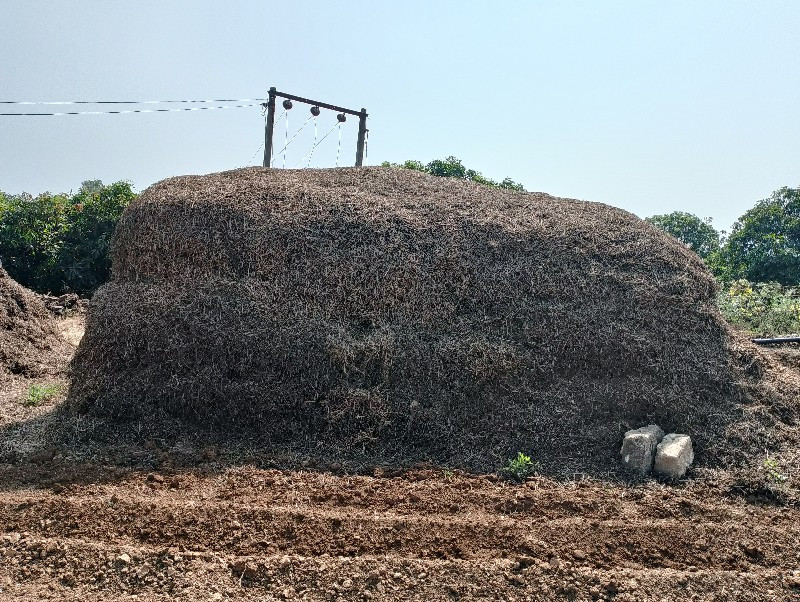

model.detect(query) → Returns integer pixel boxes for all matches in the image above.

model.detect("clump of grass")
[502,452,539,482]
[23,384,62,407]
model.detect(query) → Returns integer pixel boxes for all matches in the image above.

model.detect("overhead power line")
[0,98,266,105]
[0,103,263,117]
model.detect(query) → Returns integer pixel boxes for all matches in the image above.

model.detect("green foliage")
[717,280,800,336]
[382,156,525,191]
[645,211,721,259]
[0,191,71,292]
[0,181,136,295]
[55,181,137,295]
[716,186,800,285]
[502,452,539,481]
[763,456,788,484]
[397,159,427,173]
[79,179,104,195]
[23,383,62,407]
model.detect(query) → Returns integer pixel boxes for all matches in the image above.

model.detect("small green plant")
[763,456,788,484]
[23,384,61,407]
[502,452,539,481]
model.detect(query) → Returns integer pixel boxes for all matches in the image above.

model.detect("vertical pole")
[263,87,277,167]
[355,108,367,167]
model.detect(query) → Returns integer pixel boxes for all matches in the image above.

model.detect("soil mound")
[0,268,71,382]
[67,167,799,474]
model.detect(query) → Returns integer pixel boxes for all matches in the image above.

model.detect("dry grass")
[0,268,72,385]
[65,167,800,477]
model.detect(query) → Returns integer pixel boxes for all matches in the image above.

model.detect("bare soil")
[2,316,799,601]
[1,462,799,601]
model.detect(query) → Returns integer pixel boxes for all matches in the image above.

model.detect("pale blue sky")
[1,1,798,230]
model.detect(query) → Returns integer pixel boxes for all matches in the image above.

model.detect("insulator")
[337,113,346,123]
[310,106,321,117]
[282,99,293,110]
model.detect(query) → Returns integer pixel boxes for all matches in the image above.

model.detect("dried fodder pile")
[0,268,71,383]
[767,346,800,374]
[67,167,800,475]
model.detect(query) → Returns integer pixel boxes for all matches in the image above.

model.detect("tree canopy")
[645,211,721,259]
[0,181,136,295]
[715,186,800,285]
[382,156,525,191]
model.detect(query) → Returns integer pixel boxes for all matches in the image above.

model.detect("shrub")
[0,191,71,292]
[0,181,136,296]
[502,452,539,481]
[381,156,525,191]
[717,280,800,336]
[54,181,137,295]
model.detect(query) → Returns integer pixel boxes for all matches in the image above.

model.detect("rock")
[117,553,131,564]
[620,424,664,475]
[653,433,693,480]
[634,424,665,441]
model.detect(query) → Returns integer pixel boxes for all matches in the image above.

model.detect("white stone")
[620,424,664,475]
[654,433,693,480]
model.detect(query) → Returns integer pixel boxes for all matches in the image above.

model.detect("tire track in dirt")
[1,464,799,600]
[1,534,798,602]
[1,493,797,571]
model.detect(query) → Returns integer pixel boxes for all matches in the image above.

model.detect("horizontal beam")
[268,88,366,118]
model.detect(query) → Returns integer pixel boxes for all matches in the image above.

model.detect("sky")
[1,1,798,231]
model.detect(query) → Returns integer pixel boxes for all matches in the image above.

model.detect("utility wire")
[271,115,313,165]
[0,98,267,105]
[335,123,342,167]
[282,111,289,168]
[1,103,262,116]
[307,116,318,167]
[245,140,265,167]
[243,105,269,167]
[294,121,339,168]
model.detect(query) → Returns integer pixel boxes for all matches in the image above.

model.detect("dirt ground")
[1,315,799,601]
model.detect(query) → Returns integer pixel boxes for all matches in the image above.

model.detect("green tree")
[55,181,137,295]
[427,156,468,179]
[717,186,800,285]
[0,180,136,295]
[382,156,525,191]
[79,179,104,195]
[0,191,71,291]
[645,211,721,259]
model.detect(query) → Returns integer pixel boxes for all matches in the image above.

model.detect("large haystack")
[0,268,71,382]
[68,168,799,473]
